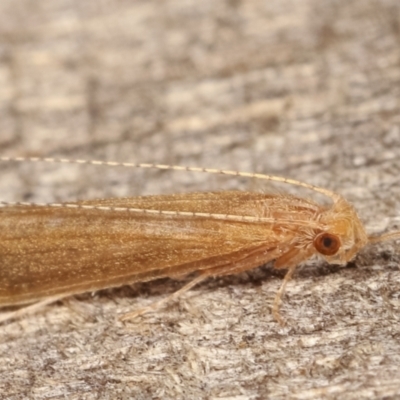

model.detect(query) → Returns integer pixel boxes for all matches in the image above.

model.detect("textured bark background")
[0,1,400,399]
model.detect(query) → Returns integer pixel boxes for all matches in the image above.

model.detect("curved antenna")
[0,156,340,202]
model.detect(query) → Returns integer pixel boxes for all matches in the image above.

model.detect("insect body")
[0,157,396,324]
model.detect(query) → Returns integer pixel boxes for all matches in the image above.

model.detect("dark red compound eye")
[313,232,341,256]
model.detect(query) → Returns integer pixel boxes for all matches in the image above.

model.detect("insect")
[0,156,398,325]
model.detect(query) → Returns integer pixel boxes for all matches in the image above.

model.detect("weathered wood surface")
[0,1,399,399]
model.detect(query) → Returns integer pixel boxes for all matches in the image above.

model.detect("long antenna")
[0,156,341,202]
[0,200,324,229]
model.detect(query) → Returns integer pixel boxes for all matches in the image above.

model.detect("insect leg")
[272,266,296,326]
[119,274,209,321]
[120,246,280,321]
[272,247,315,325]
[0,295,67,324]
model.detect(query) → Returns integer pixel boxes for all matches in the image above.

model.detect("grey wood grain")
[0,1,399,399]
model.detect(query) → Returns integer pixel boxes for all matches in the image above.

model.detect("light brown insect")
[0,156,398,324]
